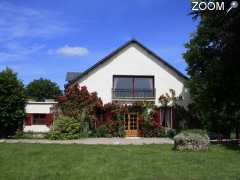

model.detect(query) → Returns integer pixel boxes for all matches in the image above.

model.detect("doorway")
[124,113,141,137]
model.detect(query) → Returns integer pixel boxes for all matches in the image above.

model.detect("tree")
[0,68,26,137]
[183,0,240,138]
[26,78,62,101]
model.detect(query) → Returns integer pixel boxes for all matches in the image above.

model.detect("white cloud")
[0,1,69,42]
[0,1,70,63]
[53,45,89,56]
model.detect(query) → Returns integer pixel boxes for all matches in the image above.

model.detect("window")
[114,77,132,90]
[134,77,153,90]
[32,114,46,125]
[160,108,172,128]
[113,76,154,98]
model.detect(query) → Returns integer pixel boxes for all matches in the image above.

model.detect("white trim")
[27,101,58,104]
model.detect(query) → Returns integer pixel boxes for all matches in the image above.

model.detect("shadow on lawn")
[212,142,240,151]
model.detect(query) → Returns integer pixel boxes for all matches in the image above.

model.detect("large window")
[32,114,46,125]
[113,76,154,98]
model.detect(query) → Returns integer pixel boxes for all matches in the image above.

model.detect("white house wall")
[78,44,190,106]
[25,103,55,114]
[23,125,50,133]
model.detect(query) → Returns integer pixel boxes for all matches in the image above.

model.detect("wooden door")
[124,113,141,137]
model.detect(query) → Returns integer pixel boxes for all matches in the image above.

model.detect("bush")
[142,124,167,137]
[174,129,209,151]
[166,128,176,138]
[48,116,83,140]
[91,125,111,137]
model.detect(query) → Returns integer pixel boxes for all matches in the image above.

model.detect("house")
[24,100,57,133]
[66,39,191,136]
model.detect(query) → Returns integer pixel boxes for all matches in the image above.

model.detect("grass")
[0,144,239,180]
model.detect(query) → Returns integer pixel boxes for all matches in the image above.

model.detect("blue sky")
[0,0,198,89]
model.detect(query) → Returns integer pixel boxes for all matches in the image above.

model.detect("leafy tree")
[0,68,26,137]
[26,78,62,101]
[183,0,240,138]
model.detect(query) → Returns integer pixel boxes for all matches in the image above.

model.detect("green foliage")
[0,68,26,137]
[183,0,240,137]
[141,119,166,137]
[175,104,202,129]
[91,125,111,137]
[48,116,84,140]
[93,103,125,137]
[26,78,62,101]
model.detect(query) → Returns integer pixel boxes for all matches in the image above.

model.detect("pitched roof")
[66,72,82,82]
[66,39,188,87]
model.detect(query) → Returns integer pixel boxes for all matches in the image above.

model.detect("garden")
[45,84,187,140]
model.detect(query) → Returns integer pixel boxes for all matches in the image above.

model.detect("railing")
[112,88,155,99]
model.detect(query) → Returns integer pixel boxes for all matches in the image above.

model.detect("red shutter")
[172,108,177,129]
[45,114,53,127]
[154,109,161,128]
[25,114,32,126]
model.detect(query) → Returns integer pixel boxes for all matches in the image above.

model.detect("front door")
[124,113,141,137]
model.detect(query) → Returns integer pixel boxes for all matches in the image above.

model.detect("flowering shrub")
[52,85,126,138]
[48,116,83,140]
[93,103,125,137]
[57,84,102,120]
[174,129,209,151]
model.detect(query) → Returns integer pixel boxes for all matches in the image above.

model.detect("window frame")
[112,75,155,90]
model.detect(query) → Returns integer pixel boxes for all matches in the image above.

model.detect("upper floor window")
[113,76,154,90]
[112,75,154,98]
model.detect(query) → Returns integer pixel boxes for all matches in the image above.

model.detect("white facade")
[76,43,190,106]
[24,125,50,133]
[23,101,57,133]
[25,101,56,114]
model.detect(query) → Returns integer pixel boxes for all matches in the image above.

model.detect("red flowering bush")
[57,84,103,120]
[52,84,104,138]
[91,103,126,137]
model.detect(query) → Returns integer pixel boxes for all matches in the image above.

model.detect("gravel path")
[0,138,173,145]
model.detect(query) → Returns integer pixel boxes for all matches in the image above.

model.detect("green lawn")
[0,144,239,180]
